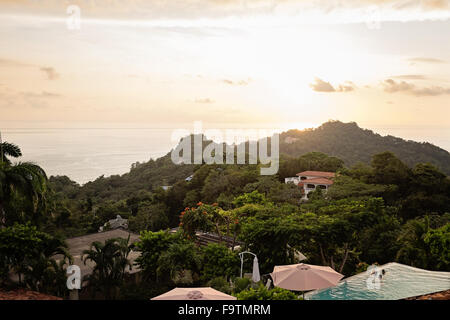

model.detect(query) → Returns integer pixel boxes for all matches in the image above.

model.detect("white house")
[285,171,335,200]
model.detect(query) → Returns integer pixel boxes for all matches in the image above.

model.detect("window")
[300,176,307,180]
[307,184,316,189]
[318,185,327,189]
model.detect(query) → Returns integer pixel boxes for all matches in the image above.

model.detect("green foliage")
[134,230,181,280]
[423,223,450,270]
[236,285,300,300]
[0,223,71,296]
[233,191,269,207]
[394,215,450,270]
[239,207,302,273]
[200,243,240,281]
[179,203,214,240]
[207,276,232,294]
[278,151,344,180]
[157,241,202,285]
[232,277,251,294]
[82,236,133,299]
[128,202,169,232]
[280,121,450,175]
[0,161,48,226]
[0,141,22,165]
[327,175,388,200]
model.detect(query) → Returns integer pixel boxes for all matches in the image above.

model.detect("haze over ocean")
[1,124,449,185]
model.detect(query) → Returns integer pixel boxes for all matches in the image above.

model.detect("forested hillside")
[280,121,450,175]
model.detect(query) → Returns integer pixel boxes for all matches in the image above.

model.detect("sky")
[0,0,450,133]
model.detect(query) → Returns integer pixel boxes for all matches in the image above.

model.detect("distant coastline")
[2,124,449,184]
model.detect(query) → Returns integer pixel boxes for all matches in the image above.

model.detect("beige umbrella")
[151,287,237,300]
[270,263,344,291]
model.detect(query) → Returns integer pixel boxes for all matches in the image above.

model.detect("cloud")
[391,74,428,80]
[195,98,215,103]
[381,78,450,96]
[1,0,449,25]
[407,57,446,64]
[20,91,61,99]
[310,78,355,93]
[222,78,251,86]
[0,58,30,67]
[40,67,59,80]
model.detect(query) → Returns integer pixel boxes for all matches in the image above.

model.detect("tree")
[371,152,411,187]
[0,141,22,165]
[134,230,181,281]
[424,223,450,270]
[200,243,240,282]
[396,217,431,269]
[179,203,214,240]
[239,207,302,273]
[82,236,132,299]
[128,202,169,232]
[0,223,71,295]
[0,162,48,226]
[156,241,202,285]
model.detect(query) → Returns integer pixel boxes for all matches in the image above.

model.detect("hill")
[50,120,450,203]
[279,121,450,175]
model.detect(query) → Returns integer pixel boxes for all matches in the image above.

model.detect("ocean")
[1,125,449,185]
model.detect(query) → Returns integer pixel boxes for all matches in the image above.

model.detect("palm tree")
[156,242,202,285]
[0,141,22,165]
[0,161,48,226]
[82,237,132,299]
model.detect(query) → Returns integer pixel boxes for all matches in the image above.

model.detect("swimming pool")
[305,262,450,300]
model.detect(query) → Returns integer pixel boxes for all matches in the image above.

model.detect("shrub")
[236,285,300,300]
[201,243,240,282]
[207,276,232,294]
[232,277,251,294]
[134,230,182,280]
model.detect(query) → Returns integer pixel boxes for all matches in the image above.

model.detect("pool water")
[305,263,450,300]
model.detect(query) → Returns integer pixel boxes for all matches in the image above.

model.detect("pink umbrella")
[270,263,344,291]
[151,287,237,300]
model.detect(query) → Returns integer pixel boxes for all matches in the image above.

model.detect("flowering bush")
[179,204,215,239]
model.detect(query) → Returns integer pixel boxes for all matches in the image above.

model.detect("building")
[285,171,335,200]
[98,215,128,232]
[56,229,141,284]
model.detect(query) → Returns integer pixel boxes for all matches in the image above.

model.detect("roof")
[404,289,450,300]
[299,178,334,185]
[55,229,141,279]
[296,171,335,178]
[0,289,62,300]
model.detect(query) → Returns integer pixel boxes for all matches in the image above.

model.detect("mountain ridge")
[279,120,450,175]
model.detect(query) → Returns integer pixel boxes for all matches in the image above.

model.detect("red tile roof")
[296,171,335,178]
[298,178,334,185]
[0,289,62,300]
[404,289,450,300]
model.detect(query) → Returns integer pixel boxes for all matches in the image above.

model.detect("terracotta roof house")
[404,289,450,300]
[0,289,62,300]
[285,171,336,200]
[296,171,336,178]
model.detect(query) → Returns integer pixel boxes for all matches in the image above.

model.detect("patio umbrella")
[151,287,237,300]
[252,256,261,282]
[270,263,344,291]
